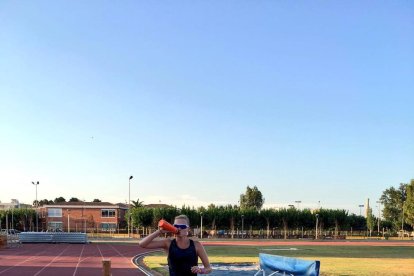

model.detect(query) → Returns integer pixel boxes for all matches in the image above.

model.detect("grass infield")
[144,244,414,275]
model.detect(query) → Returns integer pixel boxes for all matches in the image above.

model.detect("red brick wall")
[40,206,128,232]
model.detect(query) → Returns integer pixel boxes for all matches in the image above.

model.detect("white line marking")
[108,244,136,268]
[0,244,60,275]
[72,244,85,276]
[96,243,104,259]
[33,244,71,276]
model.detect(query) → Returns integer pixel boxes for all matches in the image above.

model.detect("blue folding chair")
[254,253,320,276]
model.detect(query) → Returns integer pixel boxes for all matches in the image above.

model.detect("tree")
[297,209,315,230]
[38,199,53,206]
[239,207,260,238]
[131,198,144,208]
[315,208,330,236]
[223,205,239,239]
[54,197,66,203]
[366,207,375,236]
[239,186,264,210]
[152,207,179,227]
[205,204,218,233]
[259,209,273,238]
[348,214,366,231]
[130,207,153,236]
[330,209,349,238]
[15,208,35,231]
[380,183,407,231]
[279,208,297,239]
[69,197,80,202]
[93,199,102,202]
[404,179,414,229]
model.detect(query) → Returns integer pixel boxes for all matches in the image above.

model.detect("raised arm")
[138,229,169,250]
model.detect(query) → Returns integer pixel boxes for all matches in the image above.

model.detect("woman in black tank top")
[168,239,198,275]
[139,214,212,275]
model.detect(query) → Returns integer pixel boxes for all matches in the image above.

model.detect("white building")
[0,199,31,210]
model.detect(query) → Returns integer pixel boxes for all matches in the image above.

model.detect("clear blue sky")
[1,1,413,215]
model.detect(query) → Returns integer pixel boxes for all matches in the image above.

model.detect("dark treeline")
[128,205,391,238]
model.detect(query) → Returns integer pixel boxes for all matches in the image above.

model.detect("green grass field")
[144,244,414,275]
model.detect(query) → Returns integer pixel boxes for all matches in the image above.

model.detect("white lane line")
[96,243,104,259]
[72,244,85,276]
[33,244,72,276]
[108,244,136,268]
[0,244,60,275]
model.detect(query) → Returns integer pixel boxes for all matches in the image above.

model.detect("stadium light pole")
[200,212,203,239]
[241,215,244,239]
[315,214,319,240]
[128,175,133,238]
[358,204,364,216]
[401,202,405,236]
[11,206,14,230]
[82,199,86,233]
[67,209,70,232]
[32,181,39,231]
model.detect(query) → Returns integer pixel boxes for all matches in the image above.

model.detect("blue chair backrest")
[259,253,320,276]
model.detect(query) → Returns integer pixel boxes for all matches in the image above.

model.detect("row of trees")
[128,205,373,238]
[34,197,103,206]
[0,208,36,231]
[126,180,414,237]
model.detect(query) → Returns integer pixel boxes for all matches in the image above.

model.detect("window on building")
[48,208,62,217]
[48,222,63,231]
[101,223,117,231]
[101,209,116,217]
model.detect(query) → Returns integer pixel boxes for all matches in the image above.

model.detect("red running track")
[1,240,413,275]
[0,243,149,276]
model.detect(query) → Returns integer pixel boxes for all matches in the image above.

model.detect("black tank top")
[168,239,198,276]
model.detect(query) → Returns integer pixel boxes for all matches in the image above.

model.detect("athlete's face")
[174,218,190,236]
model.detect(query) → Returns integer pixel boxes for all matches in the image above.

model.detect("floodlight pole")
[128,175,133,238]
[200,212,203,239]
[315,214,319,240]
[67,209,70,232]
[401,202,404,237]
[32,181,39,231]
[358,204,364,217]
[241,215,244,239]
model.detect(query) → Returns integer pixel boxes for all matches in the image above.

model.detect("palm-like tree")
[131,198,144,208]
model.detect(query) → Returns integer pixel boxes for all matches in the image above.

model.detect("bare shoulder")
[165,238,173,247]
[192,239,203,248]
[159,237,173,247]
[191,239,200,244]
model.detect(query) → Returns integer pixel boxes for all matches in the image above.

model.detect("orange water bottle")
[158,219,179,233]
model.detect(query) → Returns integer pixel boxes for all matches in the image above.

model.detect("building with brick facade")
[38,202,128,233]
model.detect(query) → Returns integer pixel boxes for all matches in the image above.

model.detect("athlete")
[139,214,212,275]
